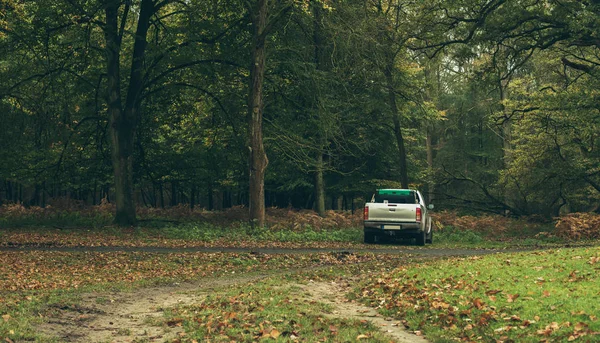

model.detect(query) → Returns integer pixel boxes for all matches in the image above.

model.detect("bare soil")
[38,273,429,343]
[37,275,267,343]
[298,279,430,343]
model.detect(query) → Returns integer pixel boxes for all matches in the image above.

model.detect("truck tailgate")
[368,203,416,222]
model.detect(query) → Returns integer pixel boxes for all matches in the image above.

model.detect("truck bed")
[365,202,418,224]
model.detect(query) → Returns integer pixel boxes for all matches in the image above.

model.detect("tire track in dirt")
[298,280,430,343]
[32,247,531,342]
[0,244,532,256]
[38,274,271,342]
[39,273,430,343]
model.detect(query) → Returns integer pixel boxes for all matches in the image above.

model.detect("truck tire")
[426,219,433,244]
[364,230,375,244]
[416,229,426,246]
[426,230,433,244]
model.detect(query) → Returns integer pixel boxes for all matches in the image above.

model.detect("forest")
[1,0,599,226]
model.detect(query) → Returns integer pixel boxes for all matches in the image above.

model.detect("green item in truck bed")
[376,189,412,196]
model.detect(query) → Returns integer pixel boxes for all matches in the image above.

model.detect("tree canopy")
[1,0,598,222]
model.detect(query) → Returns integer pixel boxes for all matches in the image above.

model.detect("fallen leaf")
[356,334,369,339]
[166,318,184,327]
[506,293,519,303]
[2,314,10,322]
[270,329,280,339]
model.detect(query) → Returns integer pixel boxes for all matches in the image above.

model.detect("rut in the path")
[37,275,268,343]
[299,280,430,343]
[38,272,429,342]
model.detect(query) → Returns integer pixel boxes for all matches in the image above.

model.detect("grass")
[2,234,600,342]
[0,250,399,342]
[0,222,364,248]
[160,222,363,243]
[432,224,571,249]
[1,206,585,249]
[2,220,591,250]
[162,277,390,342]
[354,246,600,342]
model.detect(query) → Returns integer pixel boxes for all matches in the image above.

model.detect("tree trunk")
[105,0,132,225]
[499,79,514,214]
[335,196,343,211]
[104,0,154,225]
[190,185,196,210]
[314,152,326,215]
[384,63,409,188]
[312,1,327,217]
[426,128,434,202]
[247,0,269,228]
[170,181,177,207]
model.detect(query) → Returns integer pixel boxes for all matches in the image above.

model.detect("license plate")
[383,225,401,230]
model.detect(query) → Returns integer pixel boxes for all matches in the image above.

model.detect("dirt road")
[16,246,532,342]
[0,244,530,256]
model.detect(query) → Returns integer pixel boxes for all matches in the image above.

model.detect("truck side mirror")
[428,204,434,210]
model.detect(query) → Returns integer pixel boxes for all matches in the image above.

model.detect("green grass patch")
[354,246,600,342]
[425,222,600,250]
[162,278,389,342]
[0,222,364,248]
[160,222,362,243]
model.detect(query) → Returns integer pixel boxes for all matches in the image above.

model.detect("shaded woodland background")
[1,0,599,223]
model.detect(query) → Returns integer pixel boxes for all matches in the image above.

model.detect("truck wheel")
[416,230,426,246]
[364,230,375,244]
[426,220,433,244]
[426,230,433,244]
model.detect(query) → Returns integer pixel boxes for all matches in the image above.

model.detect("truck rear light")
[416,207,422,223]
[364,206,369,220]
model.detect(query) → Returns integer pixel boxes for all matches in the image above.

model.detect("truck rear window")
[374,191,417,204]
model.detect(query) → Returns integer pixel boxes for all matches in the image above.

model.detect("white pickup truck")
[363,189,433,245]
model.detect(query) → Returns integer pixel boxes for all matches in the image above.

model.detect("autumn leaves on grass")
[356,247,600,342]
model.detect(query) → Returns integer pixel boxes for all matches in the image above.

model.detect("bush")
[555,212,600,240]
[435,226,484,244]
[432,210,509,235]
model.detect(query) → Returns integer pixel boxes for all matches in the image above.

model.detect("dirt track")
[37,270,433,343]
[0,244,531,256]
[18,246,534,342]
[37,274,270,342]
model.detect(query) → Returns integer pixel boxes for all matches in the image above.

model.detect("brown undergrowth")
[0,201,362,230]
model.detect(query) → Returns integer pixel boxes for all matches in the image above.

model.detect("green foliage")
[436,226,484,244]
[0,0,598,218]
[159,222,362,243]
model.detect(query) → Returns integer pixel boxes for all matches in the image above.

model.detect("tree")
[247,0,270,227]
